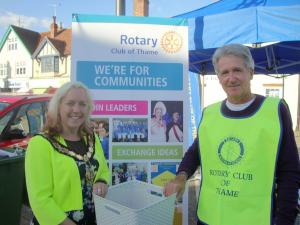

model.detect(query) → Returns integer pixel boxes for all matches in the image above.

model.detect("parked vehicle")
[0,94,52,149]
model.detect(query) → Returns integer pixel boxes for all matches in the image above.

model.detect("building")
[0,25,38,92]
[0,16,71,93]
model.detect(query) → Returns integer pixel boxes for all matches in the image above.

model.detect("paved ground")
[20,205,32,225]
[295,133,300,153]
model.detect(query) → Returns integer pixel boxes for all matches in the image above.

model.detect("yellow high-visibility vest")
[198,97,281,225]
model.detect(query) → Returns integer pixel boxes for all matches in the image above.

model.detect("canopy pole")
[116,0,126,16]
[200,74,205,109]
[200,63,207,109]
[296,76,300,131]
[282,76,285,99]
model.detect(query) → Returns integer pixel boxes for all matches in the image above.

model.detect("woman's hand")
[59,217,76,225]
[93,182,108,197]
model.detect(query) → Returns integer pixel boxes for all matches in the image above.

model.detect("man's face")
[93,122,108,137]
[98,123,108,137]
[217,55,253,104]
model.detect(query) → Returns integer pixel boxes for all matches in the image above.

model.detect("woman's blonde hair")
[43,81,93,137]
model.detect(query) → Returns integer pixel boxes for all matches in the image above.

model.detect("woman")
[150,101,167,142]
[25,82,110,225]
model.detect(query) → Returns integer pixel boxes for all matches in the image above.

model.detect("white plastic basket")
[94,180,176,225]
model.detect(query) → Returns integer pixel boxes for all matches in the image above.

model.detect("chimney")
[50,16,58,38]
[58,21,63,31]
[133,0,149,16]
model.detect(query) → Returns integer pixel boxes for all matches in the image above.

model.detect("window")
[0,110,14,134]
[7,37,17,51]
[16,61,26,75]
[9,102,45,136]
[41,56,59,73]
[16,67,26,75]
[266,88,280,97]
[10,105,30,136]
[0,64,7,76]
[26,102,45,135]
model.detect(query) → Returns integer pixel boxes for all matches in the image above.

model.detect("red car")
[0,94,52,149]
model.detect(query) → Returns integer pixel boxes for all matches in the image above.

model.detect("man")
[164,44,300,225]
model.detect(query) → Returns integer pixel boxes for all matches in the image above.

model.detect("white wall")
[201,74,300,130]
[282,75,299,130]
[0,31,32,79]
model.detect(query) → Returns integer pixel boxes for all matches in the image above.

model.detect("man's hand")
[163,172,187,199]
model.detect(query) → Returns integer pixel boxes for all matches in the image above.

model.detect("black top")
[64,139,87,155]
[178,95,300,225]
[63,139,98,225]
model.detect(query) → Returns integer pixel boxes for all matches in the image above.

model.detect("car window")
[0,110,15,135]
[10,105,30,136]
[27,102,44,135]
[0,102,9,111]
[43,101,49,123]
[10,102,45,136]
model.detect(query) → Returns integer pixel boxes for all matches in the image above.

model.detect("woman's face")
[155,108,163,118]
[59,87,89,134]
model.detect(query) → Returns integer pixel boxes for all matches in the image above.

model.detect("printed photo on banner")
[151,162,179,187]
[112,162,148,185]
[150,161,182,203]
[112,118,148,142]
[151,101,183,143]
[90,118,109,159]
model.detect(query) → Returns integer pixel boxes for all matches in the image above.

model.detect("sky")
[0,0,214,38]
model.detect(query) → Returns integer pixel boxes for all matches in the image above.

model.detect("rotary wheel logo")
[161,31,183,53]
[218,137,244,165]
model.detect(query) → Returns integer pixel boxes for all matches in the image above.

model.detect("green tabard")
[197,97,281,225]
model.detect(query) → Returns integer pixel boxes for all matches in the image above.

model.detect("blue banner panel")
[77,61,183,90]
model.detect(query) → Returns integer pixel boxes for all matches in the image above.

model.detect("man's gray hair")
[212,44,255,74]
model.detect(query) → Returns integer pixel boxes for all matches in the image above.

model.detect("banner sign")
[72,14,188,225]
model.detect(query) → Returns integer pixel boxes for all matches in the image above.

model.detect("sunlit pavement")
[20,205,32,225]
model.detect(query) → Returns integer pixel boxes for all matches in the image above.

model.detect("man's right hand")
[163,172,187,199]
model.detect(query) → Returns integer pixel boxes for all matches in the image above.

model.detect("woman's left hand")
[93,182,108,197]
